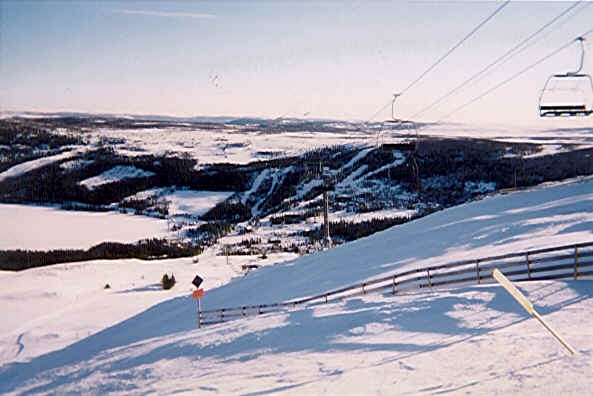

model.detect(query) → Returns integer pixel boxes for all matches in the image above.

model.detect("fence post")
[476,260,481,284]
[574,247,579,279]
[427,269,432,288]
[392,275,397,295]
[221,309,224,322]
[242,306,246,317]
[526,253,532,280]
[325,294,328,303]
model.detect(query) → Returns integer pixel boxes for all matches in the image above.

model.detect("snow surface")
[60,158,94,170]
[79,121,593,166]
[125,188,233,217]
[79,166,156,190]
[419,122,593,151]
[87,127,373,165]
[0,204,169,250]
[1,178,593,394]
[0,148,84,183]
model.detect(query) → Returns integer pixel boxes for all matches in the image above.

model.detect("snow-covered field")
[420,122,593,153]
[88,126,374,165]
[0,204,169,250]
[1,176,592,395]
[83,120,593,165]
[125,188,233,218]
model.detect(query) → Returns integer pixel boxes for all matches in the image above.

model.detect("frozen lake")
[0,204,169,250]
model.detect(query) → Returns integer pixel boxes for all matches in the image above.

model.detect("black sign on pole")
[192,275,203,289]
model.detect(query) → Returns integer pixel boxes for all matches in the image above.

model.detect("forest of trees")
[4,117,593,271]
[0,239,202,271]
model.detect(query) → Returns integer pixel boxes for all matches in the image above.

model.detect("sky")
[1,1,593,127]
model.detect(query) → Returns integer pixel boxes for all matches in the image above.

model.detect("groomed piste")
[1,177,592,395]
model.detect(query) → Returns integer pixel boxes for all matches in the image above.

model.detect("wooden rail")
[198,241,593,326]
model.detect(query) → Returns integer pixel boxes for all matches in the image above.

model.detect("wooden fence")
[198,241,593,327]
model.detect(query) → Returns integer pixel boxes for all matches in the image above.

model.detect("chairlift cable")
[410,1,588,119]
[365,0,511,124]
[438,28,593,122]
[399,0,511,97]
[366,100,393,123]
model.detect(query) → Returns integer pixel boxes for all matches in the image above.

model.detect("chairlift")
[377,94,422,192]
[539,37,593,117]
[377,94,419,149]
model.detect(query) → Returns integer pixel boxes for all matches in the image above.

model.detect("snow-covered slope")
[79,166,155,190]
[1,178,592,395]
[0,148,85,183]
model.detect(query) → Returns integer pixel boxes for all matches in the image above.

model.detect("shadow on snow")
[1,279,590,395]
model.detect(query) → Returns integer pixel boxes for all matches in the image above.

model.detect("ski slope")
[1,177,593,395]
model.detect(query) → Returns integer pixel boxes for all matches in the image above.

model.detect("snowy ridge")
[337,164,368,188]
[292,178,323,202]
[360,151,406,181]
[79,165,155,190]
[249,166,294,218]
[241,168,271,206]
[338,146,374,171]
[0,147,84,183]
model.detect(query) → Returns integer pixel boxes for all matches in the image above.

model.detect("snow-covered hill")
[1,177,592,395]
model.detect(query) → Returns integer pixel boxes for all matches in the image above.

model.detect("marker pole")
[198,299,202,329]
[532,311,576,355]
[493,268,575,355]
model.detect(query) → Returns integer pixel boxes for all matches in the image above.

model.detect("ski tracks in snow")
[244,167,294,218]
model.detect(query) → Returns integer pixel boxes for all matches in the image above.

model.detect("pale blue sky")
[1,1,592,127]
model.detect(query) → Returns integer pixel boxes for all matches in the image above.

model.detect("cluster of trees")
[0,119,81,148]
[186,222,234,244]
[0,239,202,271]
[270,209,320,225]
[6,129,593,271]
[200,200,250,222]
[119,197,170,218]
[0,120,82,173]
[304,216,416,243]
[240,238,262,247]
[414,139,593,206]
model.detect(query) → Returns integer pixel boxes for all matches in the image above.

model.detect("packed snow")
[0,204,169,250]
[1,176,593,394]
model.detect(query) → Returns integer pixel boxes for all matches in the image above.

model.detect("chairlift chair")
[377,94,419,149]
[538,37,593,117]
